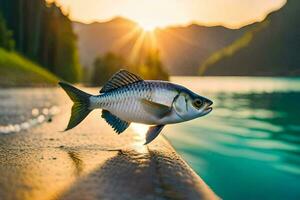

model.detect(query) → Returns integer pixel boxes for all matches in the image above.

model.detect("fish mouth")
[202,101,213,115]
[203,106,212,114]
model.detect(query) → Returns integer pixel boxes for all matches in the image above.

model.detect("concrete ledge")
[148,137,218,199]
[0,92,219,200]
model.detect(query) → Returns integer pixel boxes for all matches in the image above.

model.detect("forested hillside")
[0,0,81,82]
[200,0,300,76]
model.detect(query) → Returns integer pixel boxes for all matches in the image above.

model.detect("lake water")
[165,77,300,200]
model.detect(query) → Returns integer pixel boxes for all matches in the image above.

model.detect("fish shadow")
[56,147,216,200]
[57,149,159,200]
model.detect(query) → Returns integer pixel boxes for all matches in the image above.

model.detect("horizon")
[47,0,286,30]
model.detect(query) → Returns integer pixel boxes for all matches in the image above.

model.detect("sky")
[48,0,286,29]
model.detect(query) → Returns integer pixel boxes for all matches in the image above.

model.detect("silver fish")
[59,70,213,144]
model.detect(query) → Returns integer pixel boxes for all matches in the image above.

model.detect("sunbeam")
[129,30,147,63]
[112,26,141,50]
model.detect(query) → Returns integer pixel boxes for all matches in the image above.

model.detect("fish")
[59,69,213,144]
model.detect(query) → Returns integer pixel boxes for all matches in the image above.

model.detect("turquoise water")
[165,77,300,200]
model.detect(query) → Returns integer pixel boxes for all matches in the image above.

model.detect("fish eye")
[193,99,203,109]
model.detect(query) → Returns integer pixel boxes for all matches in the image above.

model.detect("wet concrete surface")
[0,88,218,200]
[0,88,60,133]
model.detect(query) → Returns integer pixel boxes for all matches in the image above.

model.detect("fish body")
[90,81,211,125]
[59,70,213,144]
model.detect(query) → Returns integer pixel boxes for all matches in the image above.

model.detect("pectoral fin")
[141,99,171,118]
[144,125,165,145]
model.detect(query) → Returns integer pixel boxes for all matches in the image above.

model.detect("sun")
[137,21,158,32]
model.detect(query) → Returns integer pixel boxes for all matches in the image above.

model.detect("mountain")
[155,25,249,75]
[73,17,138,68]
[73,17,250,75]
[201,0,300,76]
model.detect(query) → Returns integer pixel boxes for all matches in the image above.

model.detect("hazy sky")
[49,0,286,29]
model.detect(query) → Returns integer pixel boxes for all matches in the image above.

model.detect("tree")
[138,50,169,80]
[44,4,81,82]
[91,51,169,86]
[92,53,127,86]
[0,12,14,51]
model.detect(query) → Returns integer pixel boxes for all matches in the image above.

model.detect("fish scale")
[94,81,171,124]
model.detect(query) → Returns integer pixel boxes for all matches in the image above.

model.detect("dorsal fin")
[100,70,143,93]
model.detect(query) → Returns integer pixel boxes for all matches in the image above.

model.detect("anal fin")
[101,110,130,134]
[144,125,165,145]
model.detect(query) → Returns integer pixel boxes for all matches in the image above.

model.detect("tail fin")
[59,82,92,131]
